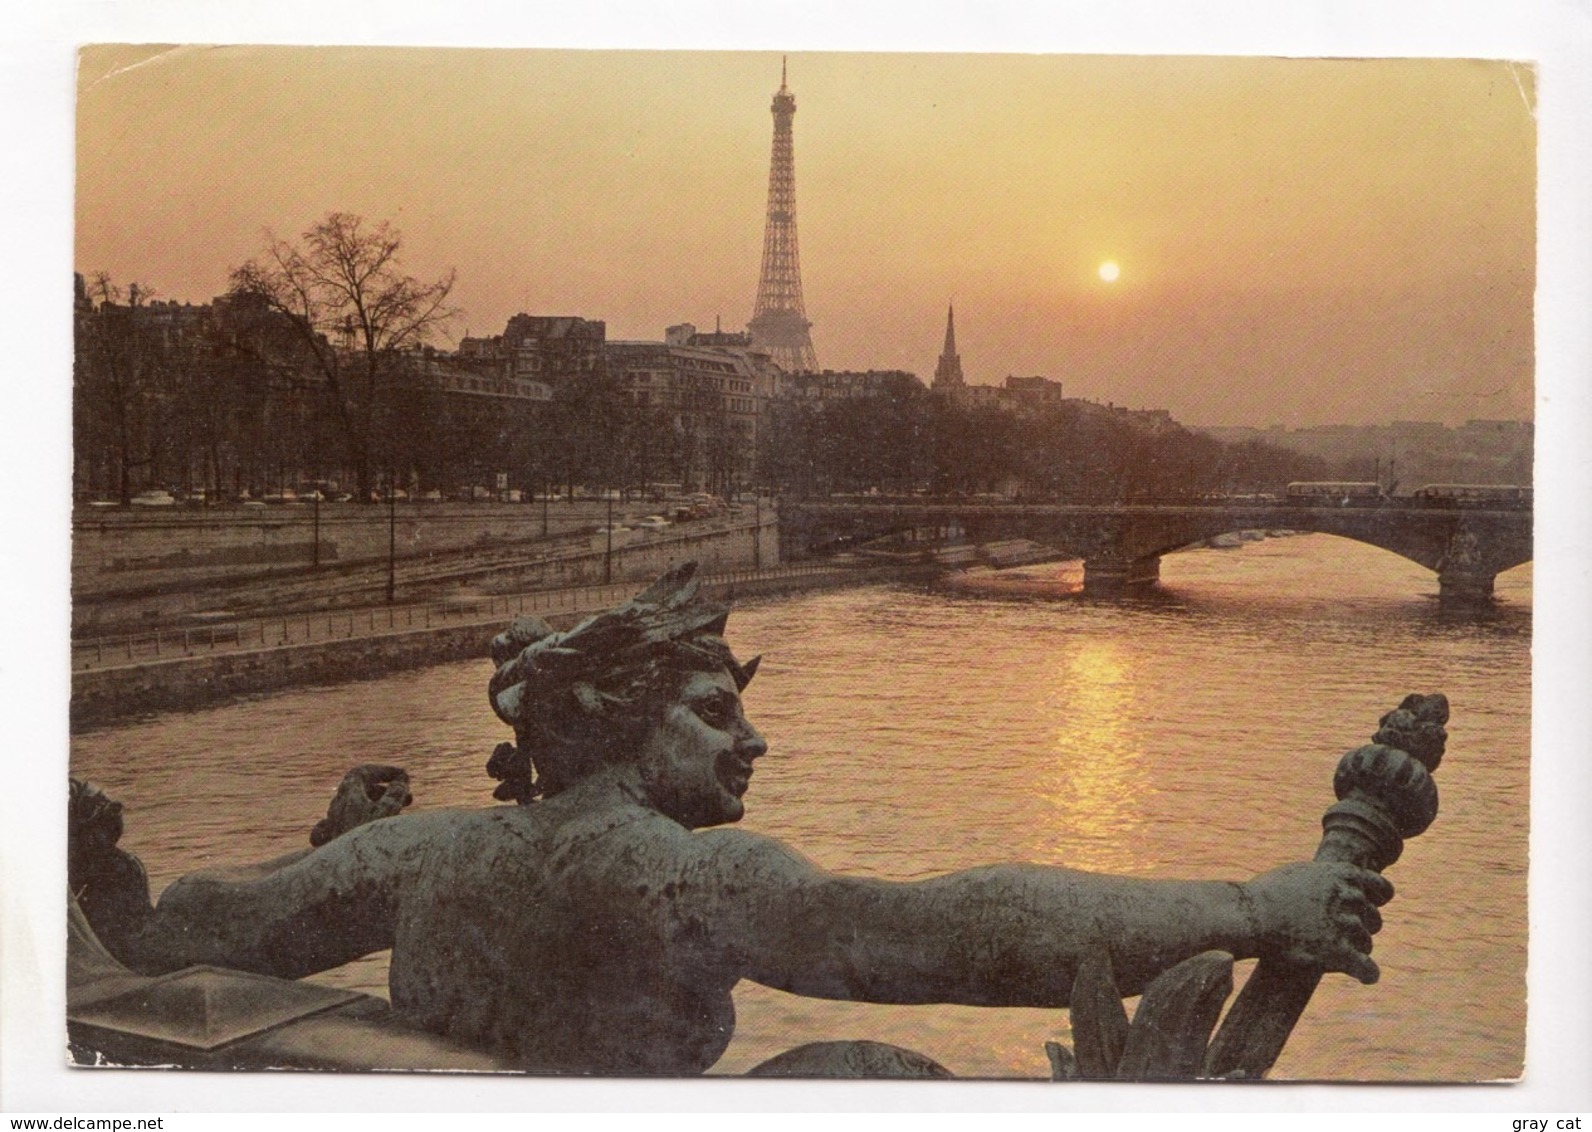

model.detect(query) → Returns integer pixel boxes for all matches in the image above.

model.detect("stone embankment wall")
[73,501,687,598]
[72,508,781,633]
[70,563,937,732]
[453,519,780,596]
[72,621,494,733]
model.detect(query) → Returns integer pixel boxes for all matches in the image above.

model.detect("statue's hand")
[310,765,413,847]
[1244,862,1394,984]
[69,778,154,959]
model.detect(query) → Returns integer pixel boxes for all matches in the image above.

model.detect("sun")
[1098,260,1121,283]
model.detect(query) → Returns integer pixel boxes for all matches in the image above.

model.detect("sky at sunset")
[75,47,1534,427]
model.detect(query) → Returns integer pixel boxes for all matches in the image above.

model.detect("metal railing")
[71,561,868,673]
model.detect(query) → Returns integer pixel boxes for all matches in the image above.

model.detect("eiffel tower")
[747,58,819,374]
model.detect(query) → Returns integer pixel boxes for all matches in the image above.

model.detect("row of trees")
[758,389,1333,501]
[75,214,464,504]
[73,275,330,504]
[409,380,748,503]
[75,212,756,505]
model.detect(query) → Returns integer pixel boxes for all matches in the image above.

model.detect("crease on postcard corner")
[78,45,205,95]
[1504,60,1537,118]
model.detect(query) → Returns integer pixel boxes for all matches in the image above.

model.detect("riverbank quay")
[72,502,779,635]
[69,560,941,732]
[73,498,667,599]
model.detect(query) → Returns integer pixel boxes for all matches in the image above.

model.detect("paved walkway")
[70,562,863,672]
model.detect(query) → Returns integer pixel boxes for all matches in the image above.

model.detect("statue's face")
[638,668,768,829]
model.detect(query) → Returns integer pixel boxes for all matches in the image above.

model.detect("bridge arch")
[1106,507,1530,602]
[783,499,1531,604]
[1124,515,1445,573]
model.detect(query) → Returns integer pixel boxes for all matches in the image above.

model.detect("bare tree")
[228,213,457,501]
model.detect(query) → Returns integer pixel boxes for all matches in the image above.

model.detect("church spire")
[933,303,965,389]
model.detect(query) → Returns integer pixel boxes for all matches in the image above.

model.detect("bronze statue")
[71,562,1421,1078]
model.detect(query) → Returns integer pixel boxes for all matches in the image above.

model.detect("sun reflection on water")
[1032,640,1154,873]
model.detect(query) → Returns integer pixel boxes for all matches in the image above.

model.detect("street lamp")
[386,469,397,604]
[604,490,614,584]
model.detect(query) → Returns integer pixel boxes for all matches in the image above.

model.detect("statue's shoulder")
[533,808,799,880]
[336,804,551,865]
[687,825,825,881]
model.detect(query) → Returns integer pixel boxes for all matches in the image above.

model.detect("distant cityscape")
[73,270,1530,508]
[72,63,1530,508]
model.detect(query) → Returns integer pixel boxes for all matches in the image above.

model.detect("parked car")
[129,490,176,507]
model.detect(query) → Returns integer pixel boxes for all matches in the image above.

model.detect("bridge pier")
[1438,568,1497,605]
[1436,525,1504,605]
[1083,554,1161,595]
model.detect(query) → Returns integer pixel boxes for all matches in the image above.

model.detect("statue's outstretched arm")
[690,831,1390,1008]
[70,768,418,978]
[128,816,424,978]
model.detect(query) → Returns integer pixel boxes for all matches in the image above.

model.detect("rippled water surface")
[72,535,1530,1080]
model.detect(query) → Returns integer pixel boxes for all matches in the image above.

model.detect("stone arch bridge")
[781,500,1533,602]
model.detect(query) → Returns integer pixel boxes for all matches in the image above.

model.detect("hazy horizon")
[76,47,1536,428]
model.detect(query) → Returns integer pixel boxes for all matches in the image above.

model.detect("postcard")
[7,3,1589,1117]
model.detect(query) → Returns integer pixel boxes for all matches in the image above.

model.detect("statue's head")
[486,562,765,827]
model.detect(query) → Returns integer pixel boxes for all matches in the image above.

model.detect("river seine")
[70,533,1530,1081]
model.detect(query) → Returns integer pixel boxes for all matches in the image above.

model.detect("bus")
[1284,482,1385,507]
[1409,484,1532,509]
